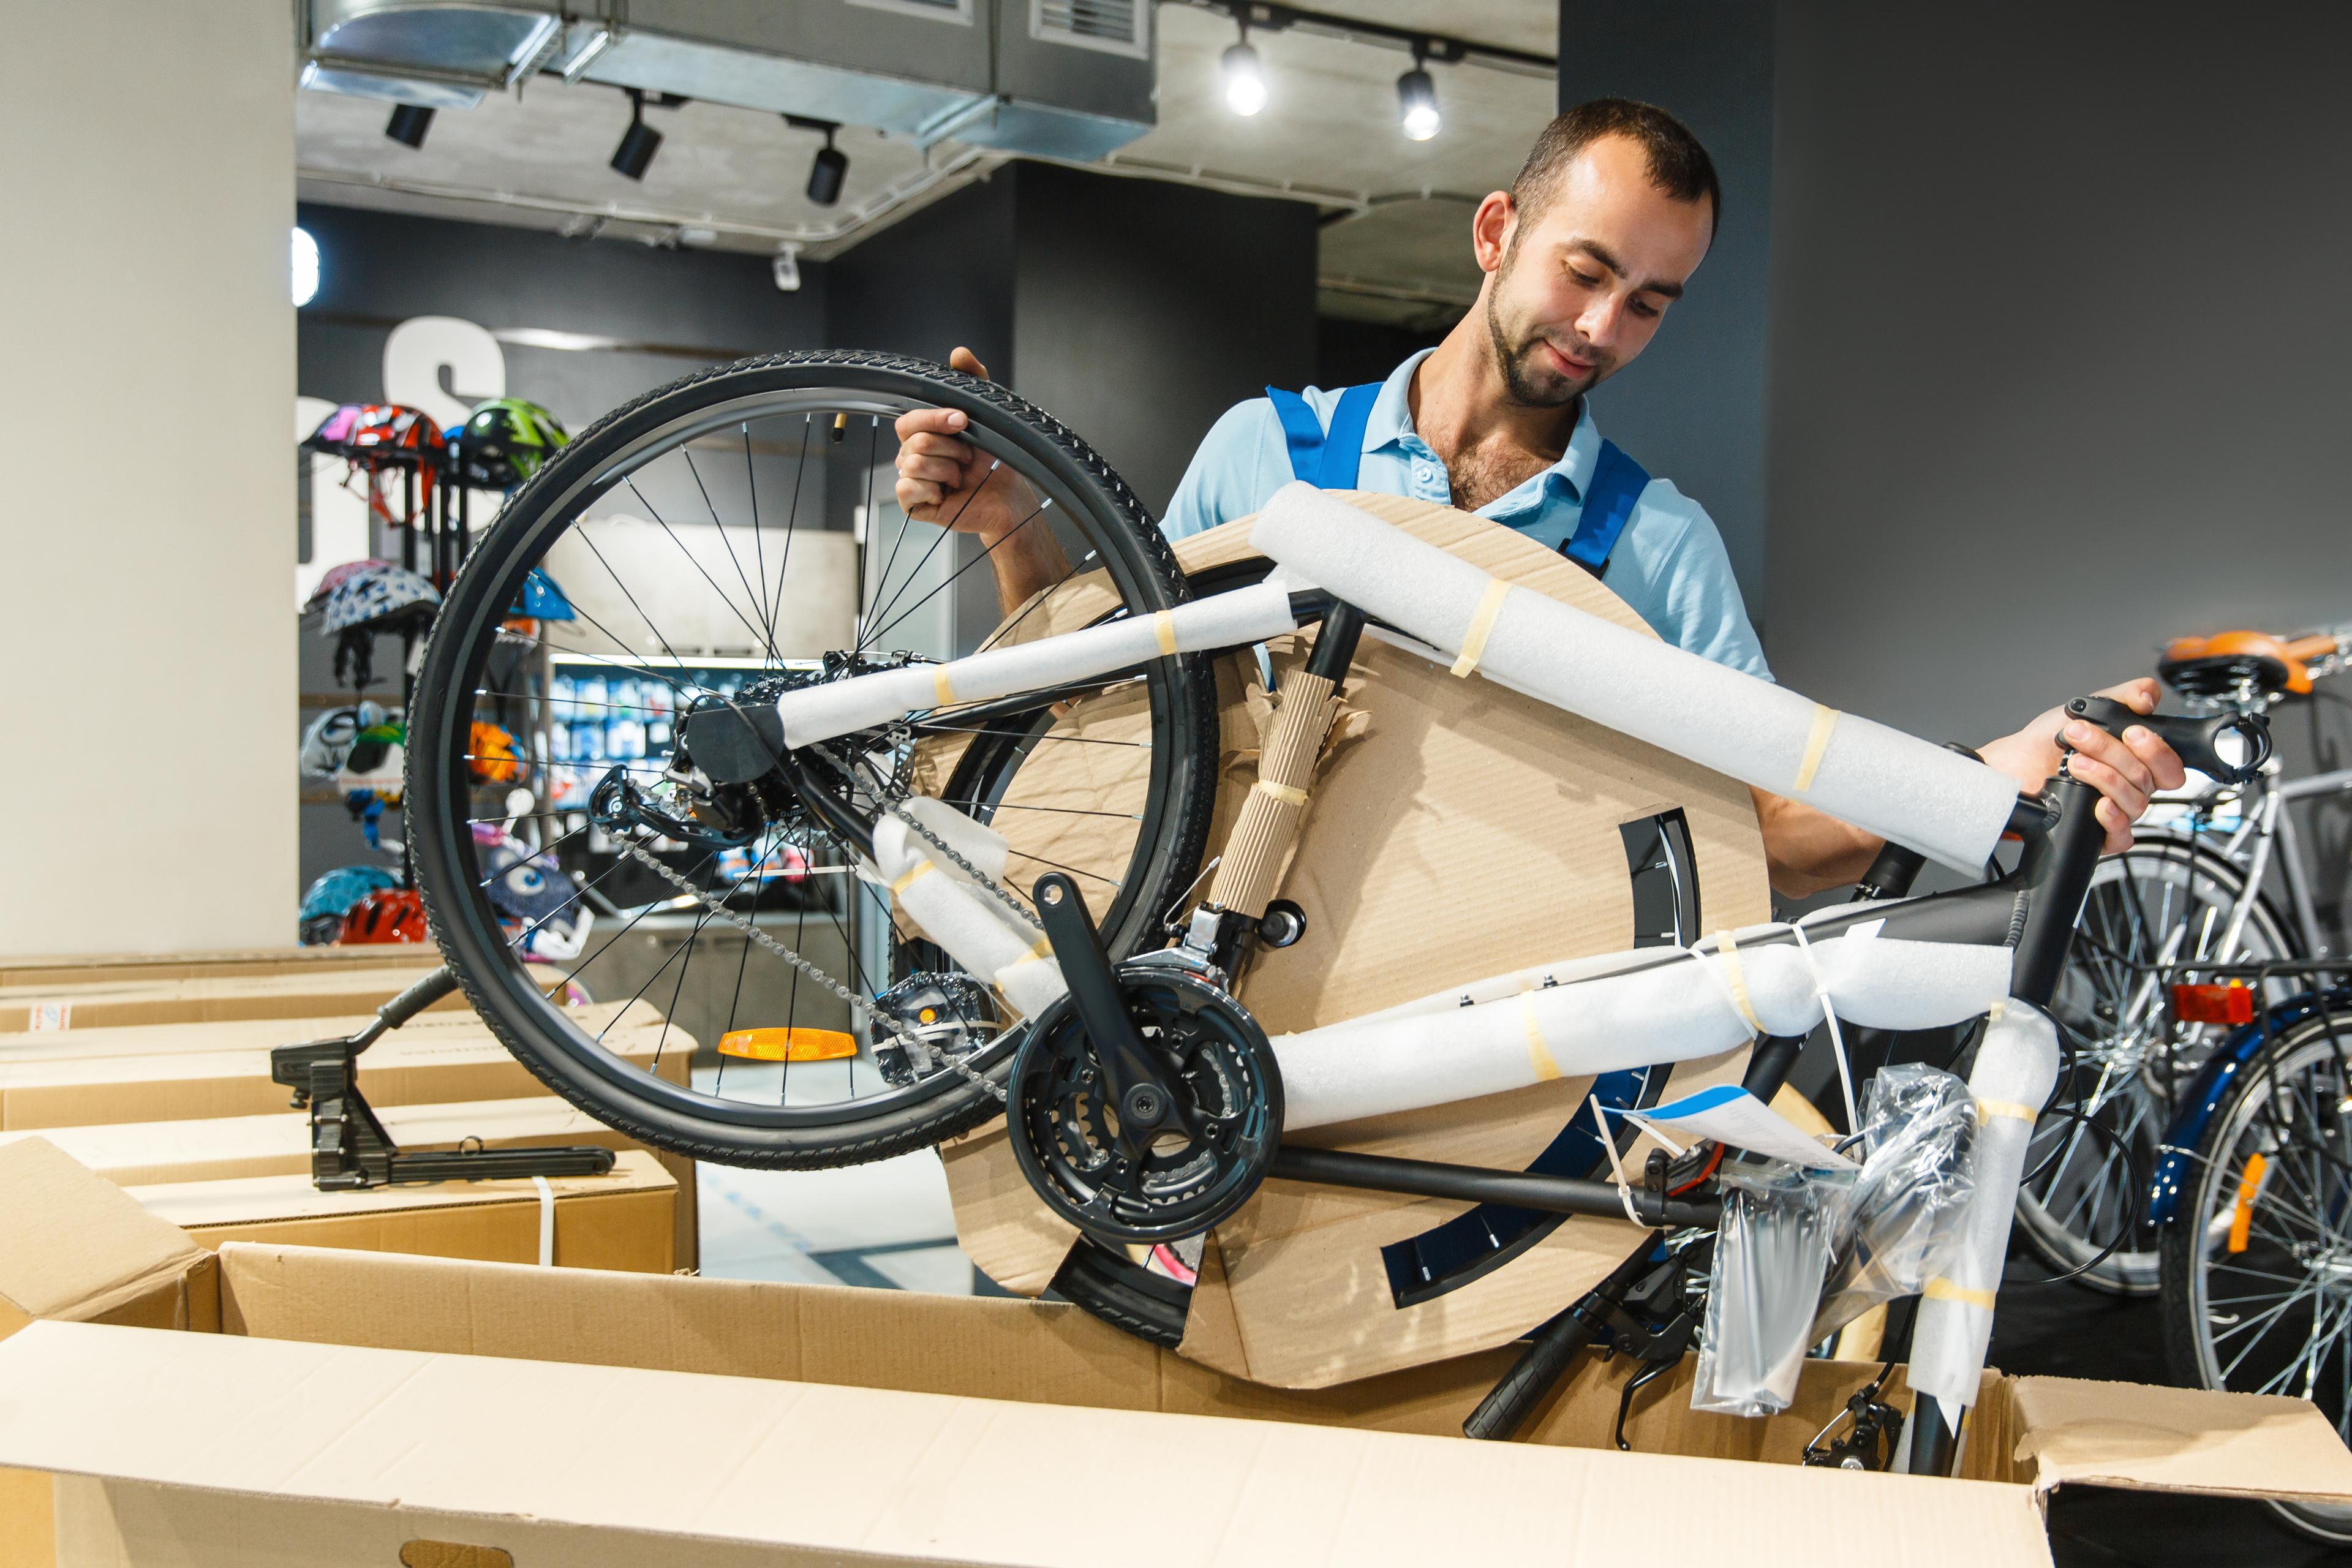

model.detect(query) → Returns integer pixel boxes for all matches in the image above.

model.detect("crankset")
[1006,874,1283,1245]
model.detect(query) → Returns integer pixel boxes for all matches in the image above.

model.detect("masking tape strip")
[999,935,1055,971]
[889,861,936,896]
[1976,1098,2039,1125]
[1923,1277,1996,1311]
[1449,578,1512,679]
[1253,779,1310,807]
[1521,991,1561,1082]
[532,1175,556,1267]
[1153,611,1178,657]
[1711,931,1763,1033]
[933,667,957,708]
[1793,704,1841,793]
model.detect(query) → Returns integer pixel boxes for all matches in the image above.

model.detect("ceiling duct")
[301,0,1155,161]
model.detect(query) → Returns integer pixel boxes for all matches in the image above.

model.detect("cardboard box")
[0,1093,699,1270]
[0,960,553,1032]
[2,1232,2350,1566]
[126,1152,677,1273]
[0,944,443,990]
[940,499,1772,1385]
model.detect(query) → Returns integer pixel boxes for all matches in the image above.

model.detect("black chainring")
[1007,964,1282,1246]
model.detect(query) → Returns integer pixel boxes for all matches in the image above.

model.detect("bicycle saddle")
[2157,629,2329,699]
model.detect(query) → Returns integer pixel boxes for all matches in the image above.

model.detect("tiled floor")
[696,1149,1009,1296]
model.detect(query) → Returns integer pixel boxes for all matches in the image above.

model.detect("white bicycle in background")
[2018,624,2352,1293]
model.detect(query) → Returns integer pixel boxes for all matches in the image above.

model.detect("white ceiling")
[294,1,1558,326]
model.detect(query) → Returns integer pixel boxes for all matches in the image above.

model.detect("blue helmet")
[514,567,576,622]
[298,864,401,945]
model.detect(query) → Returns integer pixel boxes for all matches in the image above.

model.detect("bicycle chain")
[811,742,1049,940]
[612,836,1008,1103]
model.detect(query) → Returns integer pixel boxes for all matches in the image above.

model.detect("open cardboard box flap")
[0,1138,214,1336]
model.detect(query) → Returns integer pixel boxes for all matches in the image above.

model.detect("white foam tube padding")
[1905,1002,2060,1412]
[776,582,1297,747]
[869,823,1068,1020]
[883,795,1012,885]
[1272,933,2013,1131]
[1251,484,2017,873]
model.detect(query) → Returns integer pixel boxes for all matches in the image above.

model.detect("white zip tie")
[1589,1093,1648,1229]
[1787,921,1859,1134]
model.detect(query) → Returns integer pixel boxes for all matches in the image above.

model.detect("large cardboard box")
[0,960,551,1032]
[940,502,1773,1385]
[2,1227,2351,1566]
[0,944,443,990]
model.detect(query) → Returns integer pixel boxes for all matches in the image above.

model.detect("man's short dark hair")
[1512,98,1720,236]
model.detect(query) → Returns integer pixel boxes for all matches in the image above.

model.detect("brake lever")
[2063,696,2271,784]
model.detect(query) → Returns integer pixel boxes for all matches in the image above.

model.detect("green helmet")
[457,398,570,489]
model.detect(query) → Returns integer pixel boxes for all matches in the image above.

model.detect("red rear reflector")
[2172,983,2256,1026]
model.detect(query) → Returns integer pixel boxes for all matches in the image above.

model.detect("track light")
[787,115,848,206]
[1396,62,1439,141]
[1221,38,1267,116]
[610,88,662,180]
[385,104,434,149]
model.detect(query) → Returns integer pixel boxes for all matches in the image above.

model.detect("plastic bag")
[1810,1064,1978,1343]
[1692,1159,1857,1417]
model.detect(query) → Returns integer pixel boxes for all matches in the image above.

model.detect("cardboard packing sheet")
[0,943,443,991]
[1,1213,2350,1567]
[0,958,562,1033]
[935,498,1773,1386]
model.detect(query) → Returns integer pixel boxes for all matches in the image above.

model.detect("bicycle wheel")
[2019,837,2297,1293]
[2160,1011,2352,1546]
[407,351,1220,1168]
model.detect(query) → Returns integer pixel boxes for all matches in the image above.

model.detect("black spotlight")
[786,116,848,206]
[385,104,434,149]
[610,89,662,181]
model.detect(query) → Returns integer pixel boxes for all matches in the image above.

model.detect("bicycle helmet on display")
[302,403,368,459]
[469,720,522,785]
[345,404,450,474]
[339,887,429,944]
[300,699,395,779]
[302,559,396,619]
[470,822,590,957]
[298,864,401,945]
[513,567,576,622]
[455,398,569,489]
[323,564,440,688]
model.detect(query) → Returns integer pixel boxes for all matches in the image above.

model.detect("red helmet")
[345,405,450,473]
[338,887,429,944]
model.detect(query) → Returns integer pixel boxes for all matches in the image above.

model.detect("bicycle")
[2017,625,2352,1293]
[398,350,2267,1479]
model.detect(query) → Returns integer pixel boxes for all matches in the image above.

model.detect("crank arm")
[1033,873,1180,1141]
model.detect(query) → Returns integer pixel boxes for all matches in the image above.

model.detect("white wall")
[0,1,295,954]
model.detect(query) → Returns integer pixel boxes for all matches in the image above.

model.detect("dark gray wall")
[1009,163,1319,516]
[1558,0,1777,627]
[825,176,1019,380]
[1764,1,2352,924]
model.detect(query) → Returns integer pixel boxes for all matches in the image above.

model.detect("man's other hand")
[1977,677,2189,855]
[892,347,1030,542]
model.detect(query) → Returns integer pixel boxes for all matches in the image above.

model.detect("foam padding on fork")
[1270,930,2014,1131]
[1906,1001,2059,1410]
[776,582,1297,747]
[1208,671,1341,918]
[1250,484,2017,873]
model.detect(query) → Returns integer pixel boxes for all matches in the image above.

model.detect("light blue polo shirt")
[1163,349,1772,680]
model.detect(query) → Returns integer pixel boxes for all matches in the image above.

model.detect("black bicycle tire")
[2158,1009,2352,1547]
[2017,837,2297,1294]
[407,350,1220,1169]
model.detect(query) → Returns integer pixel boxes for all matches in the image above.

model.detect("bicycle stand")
[268,964,616,1191]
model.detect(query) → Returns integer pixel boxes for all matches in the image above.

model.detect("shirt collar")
[1363,349,1604,504]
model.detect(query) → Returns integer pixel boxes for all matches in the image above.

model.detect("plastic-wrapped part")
[1692,1161,1858,1418]
[1811,1065,1978,1341]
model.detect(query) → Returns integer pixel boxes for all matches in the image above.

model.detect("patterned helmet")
[298,864,402,945]
[323,564,440,635]
[300,699,396,779]
[345,404,450,473]
[469,720,522,785]
[303,403,368,458]
[456,398,569,489]
[470,823,583,953]
[303,559,396,618]
[339,887,429,944]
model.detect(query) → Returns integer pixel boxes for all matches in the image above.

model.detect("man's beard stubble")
[1483,252,1610,410]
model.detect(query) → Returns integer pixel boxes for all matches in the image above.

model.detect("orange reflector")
[2229,1152,2268,1254]
[717,1027,858,1062]
[2172,982,2256,1026]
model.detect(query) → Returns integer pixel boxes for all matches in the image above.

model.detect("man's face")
[1480,134,1715,408]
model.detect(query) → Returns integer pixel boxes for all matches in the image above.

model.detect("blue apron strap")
[1265,382,1381,489]
[1561,439,1650,577]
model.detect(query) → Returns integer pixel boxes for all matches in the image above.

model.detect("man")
[894,100,2180,896]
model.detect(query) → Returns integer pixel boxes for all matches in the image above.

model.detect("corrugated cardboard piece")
[0,1139,215,1341]
[0,960,561,1032]
[0,944,442,990]
[941,499,1771,1386]
[133,1151,677,1273]
[0,1319,2054,1568]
